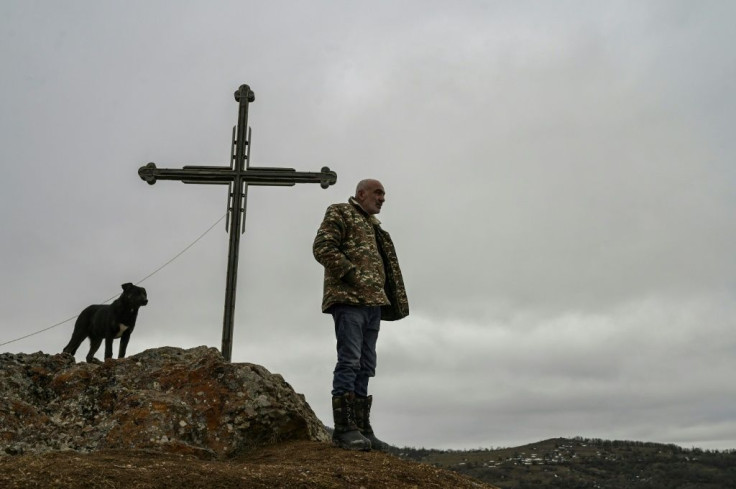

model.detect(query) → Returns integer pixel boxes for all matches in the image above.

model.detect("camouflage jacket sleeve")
[312,204,356,280]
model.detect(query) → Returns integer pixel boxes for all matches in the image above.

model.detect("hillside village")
[394,437,736,488]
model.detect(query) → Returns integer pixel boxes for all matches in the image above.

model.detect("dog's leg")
[64,310,91,355]
[118,330,132,359]
[86,337,103,363]
[104,336,115,360]
[63,332,85,356]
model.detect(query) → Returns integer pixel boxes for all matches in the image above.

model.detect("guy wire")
[0,214,227,348]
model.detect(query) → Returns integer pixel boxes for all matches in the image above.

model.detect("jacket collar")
[349,197,381,226]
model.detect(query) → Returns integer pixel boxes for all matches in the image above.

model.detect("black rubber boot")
[332,392,371,451]
[354,395,388,451]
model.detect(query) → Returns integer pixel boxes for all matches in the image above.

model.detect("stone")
[0,346,329,458]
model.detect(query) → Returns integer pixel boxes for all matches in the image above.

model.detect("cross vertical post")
[221,84,252,362]
[138,84,337,361]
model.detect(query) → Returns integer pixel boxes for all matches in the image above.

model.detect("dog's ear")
[122,283,134,290]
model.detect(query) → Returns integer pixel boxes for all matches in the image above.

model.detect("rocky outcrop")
[0,346,329,458]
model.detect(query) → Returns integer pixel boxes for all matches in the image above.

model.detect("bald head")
[354,179,385,215]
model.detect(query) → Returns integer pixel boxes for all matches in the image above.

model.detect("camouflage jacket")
[313,198,409,321]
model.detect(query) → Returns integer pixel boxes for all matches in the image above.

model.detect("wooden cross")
[138,84,337,361]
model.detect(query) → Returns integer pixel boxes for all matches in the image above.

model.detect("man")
[313,179,409,451]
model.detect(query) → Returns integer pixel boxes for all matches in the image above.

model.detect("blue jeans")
[331,305,381,397]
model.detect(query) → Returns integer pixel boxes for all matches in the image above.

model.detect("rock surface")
[0,346,329,457]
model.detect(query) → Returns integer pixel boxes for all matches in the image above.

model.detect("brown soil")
[0,440,497,489]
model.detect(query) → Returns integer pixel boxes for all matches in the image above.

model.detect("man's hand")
[342,268,358,286]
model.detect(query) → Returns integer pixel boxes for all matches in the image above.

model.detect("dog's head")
[121,283,148,308]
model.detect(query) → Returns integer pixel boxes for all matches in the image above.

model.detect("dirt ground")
[0,440,497,489]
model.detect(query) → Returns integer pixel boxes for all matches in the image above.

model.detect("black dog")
[63,283,148,363]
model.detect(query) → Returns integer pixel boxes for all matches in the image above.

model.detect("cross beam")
[138,84,337,361]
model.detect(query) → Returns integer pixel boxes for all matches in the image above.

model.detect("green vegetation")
[389,437,736,488]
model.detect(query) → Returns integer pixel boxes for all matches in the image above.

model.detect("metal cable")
[0,214,227,348]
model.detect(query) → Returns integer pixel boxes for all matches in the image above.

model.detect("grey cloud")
[2,0,735,451]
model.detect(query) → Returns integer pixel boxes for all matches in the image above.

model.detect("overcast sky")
[2,0,735,451]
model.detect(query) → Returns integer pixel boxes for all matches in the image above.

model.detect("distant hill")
[390,436,736,488]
